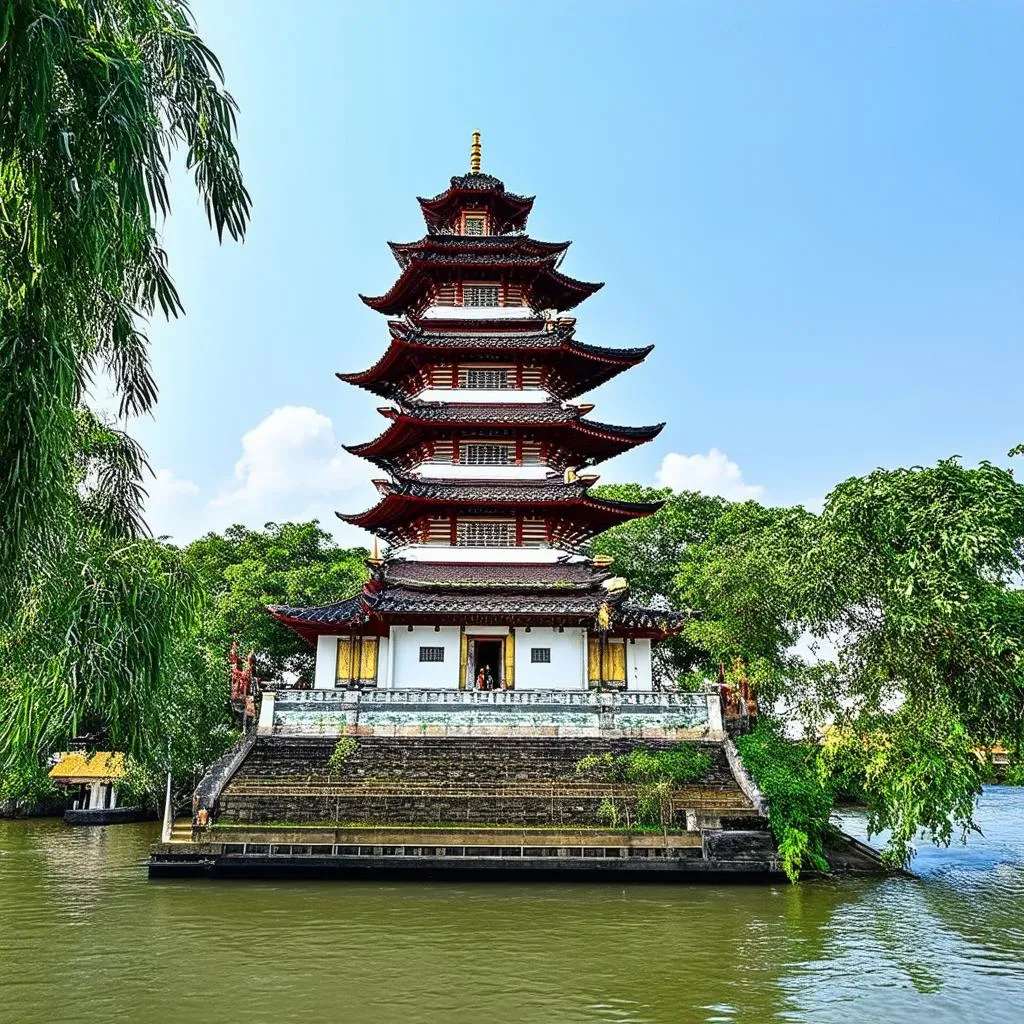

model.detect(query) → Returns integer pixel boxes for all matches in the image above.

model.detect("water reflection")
[1,790,1023,1024]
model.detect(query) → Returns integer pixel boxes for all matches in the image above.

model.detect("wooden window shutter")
[504,631,515,690]
[587,637,601,686]
[335,638,353,684]
[359,637,379,681]
[606,641,626,683]
[459,631,469,690]
[587,636,625,685]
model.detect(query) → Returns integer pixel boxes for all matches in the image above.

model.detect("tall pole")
[160,761,173,843]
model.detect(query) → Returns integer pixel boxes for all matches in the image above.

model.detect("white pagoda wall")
[514,627,586,690]
[392,626,462,688]
[314,636,336,689]
[627,638,653,692]
[312,629,655,691]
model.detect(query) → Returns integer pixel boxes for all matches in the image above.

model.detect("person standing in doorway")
[485,664,495,691]
[476,666,486,690]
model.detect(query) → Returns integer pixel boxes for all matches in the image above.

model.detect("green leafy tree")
[591,486,732,681]
[0,412,235,800]
[675,500,817,703]
[794,459,1024,864]
[0,531,232,788]
[0,0,249,615]
[184,522,369,680]
[594,458,1024,870]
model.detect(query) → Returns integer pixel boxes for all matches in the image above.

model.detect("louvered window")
[531,648,552,664]
[464,443,512,466]
[461,367,509,389]
[464,285,500,307]
[456,520,514,547]
[419,646,445,662]
[463,215,486,236]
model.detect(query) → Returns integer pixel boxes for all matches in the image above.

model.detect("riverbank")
[3,786,1023,1023]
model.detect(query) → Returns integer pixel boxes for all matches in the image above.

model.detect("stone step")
[234,736,742,789]
[214,735,755,830]
[224,788,754,815]
[208,824,707,848]
[217,792,759,828]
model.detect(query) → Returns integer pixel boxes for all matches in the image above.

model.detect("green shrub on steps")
[326,737,357,775]
[735,722,834,882]
[575,744,713,828]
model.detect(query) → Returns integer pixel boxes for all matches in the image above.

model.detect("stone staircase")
[168,818,195,844]
[215,736,762,830]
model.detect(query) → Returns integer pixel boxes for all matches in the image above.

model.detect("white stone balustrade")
[267,688,722,739]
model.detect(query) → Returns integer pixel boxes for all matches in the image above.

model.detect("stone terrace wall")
[215,736,754,829]
[233,735,737,785]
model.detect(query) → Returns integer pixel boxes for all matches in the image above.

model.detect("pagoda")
[269,134,687,691]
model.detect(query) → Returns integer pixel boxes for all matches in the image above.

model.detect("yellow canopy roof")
[49,752,125,782]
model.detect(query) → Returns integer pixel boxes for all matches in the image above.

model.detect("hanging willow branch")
[0,0,250,618]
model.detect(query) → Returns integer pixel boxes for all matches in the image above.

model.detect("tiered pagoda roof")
[270,556,692,642]
[337,320,654,401]
[387,235,570,268]
[345,400,664,473]
[359,255,602,315]
[338,475,663,546]
[417,173,534,234]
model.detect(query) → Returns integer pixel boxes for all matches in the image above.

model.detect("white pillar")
[386,626,397,688]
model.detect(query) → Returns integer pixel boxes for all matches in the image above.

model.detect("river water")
[2,788,1023,1024]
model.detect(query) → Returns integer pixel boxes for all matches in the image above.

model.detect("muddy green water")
[2,789,1023,1024]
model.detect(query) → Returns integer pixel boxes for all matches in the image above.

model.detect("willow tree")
[0,0,250,617]
[0,2,248,791]
[0,411,232,796]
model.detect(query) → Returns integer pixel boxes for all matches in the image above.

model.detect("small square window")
[457,521,513,547]
[464,443,512,466]
[419,646,445,663]
[530,648,552,663]
[464,285,500,307]
[463,215,486,236]
[462,367,509,390]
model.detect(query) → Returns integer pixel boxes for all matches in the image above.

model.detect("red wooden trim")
[515,516,524,546]
[515,438,523,466]
[515,363,523,389]
[452,436,461,463]
[449,515,457,546]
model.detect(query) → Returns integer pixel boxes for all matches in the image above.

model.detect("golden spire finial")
[470,131,481,174]
[372,537,379,561]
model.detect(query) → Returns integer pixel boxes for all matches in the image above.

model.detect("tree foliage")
[735,722,834,881]
[0,529,234,801]
[590,486,732,680]
[184,521,369,680]
[0,1,247,804]
[0,0,249,615]
[595,458,1024,869]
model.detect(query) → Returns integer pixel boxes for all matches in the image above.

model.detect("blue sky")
[130,0,1024,545]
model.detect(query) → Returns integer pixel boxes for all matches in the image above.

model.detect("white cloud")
[655,448,764,501]
[145,406,373,545]
[211,405,365,511]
